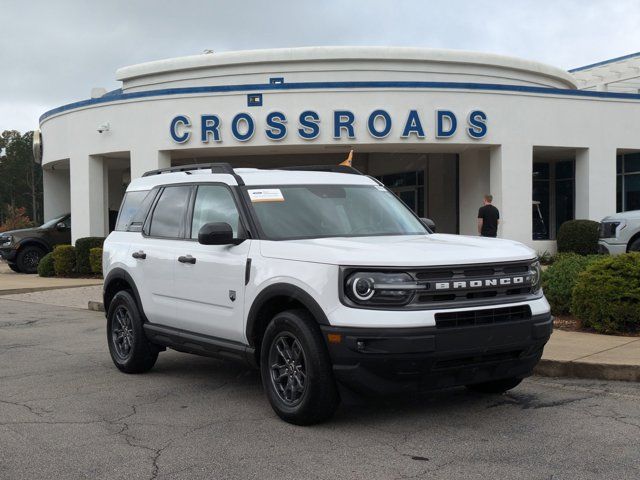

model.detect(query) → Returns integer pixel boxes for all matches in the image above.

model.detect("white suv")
[103,163,552,425]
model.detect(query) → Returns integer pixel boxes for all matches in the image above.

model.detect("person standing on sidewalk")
[477,194,500,238]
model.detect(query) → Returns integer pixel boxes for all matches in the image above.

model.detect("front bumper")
[597,240,626,255]
[321,312,552,395]
[0,247,17,262]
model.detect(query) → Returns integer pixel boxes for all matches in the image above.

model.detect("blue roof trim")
[569,51,640,73]
[39,80,640,124]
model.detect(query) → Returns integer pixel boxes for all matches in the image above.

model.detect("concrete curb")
[535,359,640,382]
[0,284,101,296]
[88,301,105,312]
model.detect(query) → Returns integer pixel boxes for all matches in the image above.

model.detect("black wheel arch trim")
[246,283,330,347]
[103,268,148,322]
[16,238,51,253]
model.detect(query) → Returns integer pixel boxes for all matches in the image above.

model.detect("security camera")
[97,123,110,133]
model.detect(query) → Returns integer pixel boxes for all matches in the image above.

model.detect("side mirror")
[420,218,436,232]
[55,222,67,231]
[198,222,243,245]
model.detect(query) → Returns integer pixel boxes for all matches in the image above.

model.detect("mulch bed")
[554,315,640,337]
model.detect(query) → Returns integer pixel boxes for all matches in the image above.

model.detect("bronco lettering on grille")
[433,275,531,291]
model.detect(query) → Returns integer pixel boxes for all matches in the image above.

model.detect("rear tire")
[260,309,340,425]
[466,377,523,394]
[107,290,158,373]
[16,246,45,274]
[7,263,20,273]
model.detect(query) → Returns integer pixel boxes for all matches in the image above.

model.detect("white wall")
[459,149,490,236]
[42,167,70,220]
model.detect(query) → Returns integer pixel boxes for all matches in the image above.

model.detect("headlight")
[344,271,418,306]
[0,235,13,247]
[600,220,625,239]
[530,261,542,294]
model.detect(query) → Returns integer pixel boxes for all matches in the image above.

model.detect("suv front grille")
[409,262,535,308]
[435,305,532,329]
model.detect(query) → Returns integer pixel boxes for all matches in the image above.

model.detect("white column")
[458,149,490,236]
[575,146,616,221]
[43,167,70,221]
[130,148,171,180]
[69,154,106,242]
[490,143,533,243]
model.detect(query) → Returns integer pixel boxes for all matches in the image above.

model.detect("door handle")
[178,255,196,264]
[132,251,146,260]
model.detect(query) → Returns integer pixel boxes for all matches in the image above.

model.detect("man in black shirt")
[477,194,500,238]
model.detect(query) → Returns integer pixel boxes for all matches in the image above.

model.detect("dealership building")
[38,47,640,251]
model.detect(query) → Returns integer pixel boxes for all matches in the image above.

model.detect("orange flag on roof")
[339,149,354,167]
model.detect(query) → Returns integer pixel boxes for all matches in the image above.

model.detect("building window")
[532,160,575,240]
[375,171,425,217]
[617,153,640,212]
[554,161,575,235]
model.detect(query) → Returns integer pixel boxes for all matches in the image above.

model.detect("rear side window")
[148,186,191,238]
[116,190,155,232]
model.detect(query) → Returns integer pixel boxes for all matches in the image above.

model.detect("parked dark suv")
[0,214,71,273]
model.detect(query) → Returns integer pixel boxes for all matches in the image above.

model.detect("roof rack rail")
[277,164,364,175]
[142,162,244,185]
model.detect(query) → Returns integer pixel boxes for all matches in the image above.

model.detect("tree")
[0,130,42,225]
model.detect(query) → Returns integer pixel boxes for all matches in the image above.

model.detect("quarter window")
[115,190,155,232]
[149,186,191,238]
[191,185,241,238]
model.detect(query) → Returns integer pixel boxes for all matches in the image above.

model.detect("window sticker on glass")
[248,188,285,202]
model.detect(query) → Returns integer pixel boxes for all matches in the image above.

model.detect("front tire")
[16,246,45,274]
[7,263,20,273]
[107,290,158,373]
[466,377,523,394]
[628,238,640,252]
[260,309,340,425]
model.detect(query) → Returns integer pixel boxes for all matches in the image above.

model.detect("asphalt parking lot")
[1,298,639,480]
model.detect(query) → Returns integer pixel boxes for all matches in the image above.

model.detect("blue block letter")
[170,115,191,143]
[367,109,392,139]
[333,110,355,139]
[201,115,221,143]
[266,112,287,140]
[401,110,425,138]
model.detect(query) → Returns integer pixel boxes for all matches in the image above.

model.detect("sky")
[1,0,639,133]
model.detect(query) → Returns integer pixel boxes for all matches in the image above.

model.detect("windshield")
[40,214,68,229]
[247,185,427,240]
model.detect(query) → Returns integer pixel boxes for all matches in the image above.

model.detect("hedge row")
[542,253,601,316]
[543,252,640,334]
[572,253,640,334]
[38,237,104,277]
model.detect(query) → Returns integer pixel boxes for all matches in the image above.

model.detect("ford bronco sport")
[102,163,552,425]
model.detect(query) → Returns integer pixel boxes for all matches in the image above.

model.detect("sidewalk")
[535,329,640,382]
[0,261,103,295]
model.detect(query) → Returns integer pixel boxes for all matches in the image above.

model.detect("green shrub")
[572,253,640,334]
[37,252,56,277]
[53,245,76,277]
[541,253,601,315]
[557,220,600,255]
[89,247,103,275]
[75,237,105,275]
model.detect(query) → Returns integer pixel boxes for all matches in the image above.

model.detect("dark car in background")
[0,214,71,273]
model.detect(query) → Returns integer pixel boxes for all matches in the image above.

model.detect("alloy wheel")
[112,306,134,360]
[269,333,307,406]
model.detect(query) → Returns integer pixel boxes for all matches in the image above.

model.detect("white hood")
[259,234,536,267]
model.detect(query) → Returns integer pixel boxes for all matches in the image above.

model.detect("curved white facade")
[40,47,640,251]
